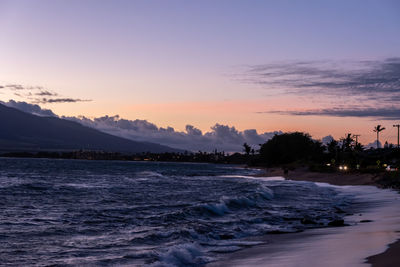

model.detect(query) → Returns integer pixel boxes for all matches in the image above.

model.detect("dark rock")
[267,230,287,234]
[219,234,234,240]
[334,207,345,214]
[360,220,373,223]
[328,219,345,226]
[268,229,302,234]
[301,217,317,224]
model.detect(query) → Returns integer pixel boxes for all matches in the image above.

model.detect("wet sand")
[260,167,380,186]
[209,170,400,267]
[367,239,400,267]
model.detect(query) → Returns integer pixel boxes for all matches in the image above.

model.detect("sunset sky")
[1,0,399,147]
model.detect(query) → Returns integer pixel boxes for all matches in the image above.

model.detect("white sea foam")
[220,175,285,181]
[136,171,165,178]
[67,183,103,188]
[152,243,214,267]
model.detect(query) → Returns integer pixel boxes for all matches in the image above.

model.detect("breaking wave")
[0,158,354,266]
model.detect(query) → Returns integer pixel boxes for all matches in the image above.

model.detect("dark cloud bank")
[3,100,281,152]
[243,57,400,120]
[265,107,400,120]
[244,57,400,97]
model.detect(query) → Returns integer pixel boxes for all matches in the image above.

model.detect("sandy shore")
[367,239,400,267]
[209,169,400,267]
[286,169,400,267]
[258,167,380,186]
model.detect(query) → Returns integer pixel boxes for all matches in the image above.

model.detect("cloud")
[185,125,203,136]
[242,58,400,101]
[365,140,382,149]
[36,98,91,104]
[62,114,281,152]
[0,82,88,104]
[1,100,57,117]
[241,58,400,119]
[264,107,400,120]
[35,90,58,96]
[4,84,25,90]
[13,100,391,151]
[321,135,334,145]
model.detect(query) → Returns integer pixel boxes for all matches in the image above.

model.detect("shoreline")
[367,239,400,267]
[281,169,400,267]
[254,167,381,186]
[209,168,400,267]
[271,168,400,267]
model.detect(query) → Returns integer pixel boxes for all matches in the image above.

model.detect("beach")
[2,157,399,266]
[261,167,379,186]
[209,169,400,267]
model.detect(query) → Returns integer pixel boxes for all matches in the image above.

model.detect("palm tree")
[341,133,354,151]
[373,125,386,149]
[243,143,251,156]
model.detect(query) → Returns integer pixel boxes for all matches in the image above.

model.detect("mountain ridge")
[0,103,182,153]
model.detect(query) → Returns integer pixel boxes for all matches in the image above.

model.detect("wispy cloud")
[241,57,400,101]
[242,57,400,119]
[35,90,58,97]
[0,83,90,104]
[264,107,400,120]
[4,84,26,90]
[35,98,91,104]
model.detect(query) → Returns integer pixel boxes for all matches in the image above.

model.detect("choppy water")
[0,158,355,266]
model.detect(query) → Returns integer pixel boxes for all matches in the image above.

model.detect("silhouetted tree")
[374,125,386,149]
[327,139,338,154]
[243,143,251,155]
[341,133,354,152]
[327,139,339,162]
[340,133,354,152]
[259,132,324,165]
[354,142,364,152]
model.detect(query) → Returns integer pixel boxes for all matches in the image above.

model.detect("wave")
[195,183,274,216]
[62,183,103,189]
[135,171,165,178]
[150,239,266,266]
[151,243,213,267]
[0,158,354,267]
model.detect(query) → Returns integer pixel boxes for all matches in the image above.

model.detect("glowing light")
[339,165,348,171]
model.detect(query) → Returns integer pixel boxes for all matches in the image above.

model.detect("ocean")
[0,158,358,266]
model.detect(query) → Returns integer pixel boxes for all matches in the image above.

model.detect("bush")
[377,171,400,189]
[308,164,336,173]
[259,132,324,165]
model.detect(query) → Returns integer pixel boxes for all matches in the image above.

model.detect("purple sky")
[0,0,399,147]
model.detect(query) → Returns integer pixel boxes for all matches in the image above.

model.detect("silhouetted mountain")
[0,103,181,153]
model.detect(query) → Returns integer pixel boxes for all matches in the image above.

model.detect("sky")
[0,0,399,149]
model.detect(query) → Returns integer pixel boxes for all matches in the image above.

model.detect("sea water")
[0,158,356,266]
